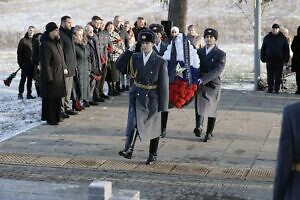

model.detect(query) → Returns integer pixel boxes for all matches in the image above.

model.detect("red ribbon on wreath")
[169,79,198,108]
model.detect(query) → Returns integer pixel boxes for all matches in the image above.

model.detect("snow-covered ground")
[0,0,298,141]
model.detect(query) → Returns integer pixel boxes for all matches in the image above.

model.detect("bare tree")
[168,0,187,33]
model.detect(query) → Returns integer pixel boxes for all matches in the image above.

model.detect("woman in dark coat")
[73,26,90,108]
[40,22,66,125]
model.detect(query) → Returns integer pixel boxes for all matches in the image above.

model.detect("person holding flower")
[194,28,226,142]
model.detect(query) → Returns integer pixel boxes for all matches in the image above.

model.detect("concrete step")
[110,189,140,200]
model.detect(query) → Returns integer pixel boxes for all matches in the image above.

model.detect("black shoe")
[118,149,133,159]
[60,112,70,119]
[89,101,99,106]
[274,91,279,94]
[267,90,273,93]
[125,85,130,91]
[193,127,202,137]
[65,110,78,115]
[100,93,110,99]
[83,101,90,107]
[95,97,105,102]
[160,129,166,138]
[47,121,59,125]
[18,94,23,99]
[145,154,157,165]
[27,94,36,99]
[203,132,213,142]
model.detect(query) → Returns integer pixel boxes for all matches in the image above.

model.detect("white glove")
[128,42,137,52]
[64,69,68,75]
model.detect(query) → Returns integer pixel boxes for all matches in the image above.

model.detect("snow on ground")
[0,0,298,141]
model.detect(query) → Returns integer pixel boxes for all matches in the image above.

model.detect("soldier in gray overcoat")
[273,102,300,200]
[195,28,226,142]
[116,29,169,165]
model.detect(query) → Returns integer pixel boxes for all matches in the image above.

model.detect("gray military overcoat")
[116,50,169,141]
[273,102,300,200]
[195,46,226,117]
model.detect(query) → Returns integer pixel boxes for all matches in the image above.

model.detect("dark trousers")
[266,62,284,92]
[161,111,168,132]
[18,67,34,95]
[41,98,61,124]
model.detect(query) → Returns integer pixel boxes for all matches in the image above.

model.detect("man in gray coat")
[194,28,226,142]
[116,29,169,165]
[273,102,300,200]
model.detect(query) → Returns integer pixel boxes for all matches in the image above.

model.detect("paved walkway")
[0,89,299,199]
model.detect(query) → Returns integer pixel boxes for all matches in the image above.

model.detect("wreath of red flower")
[169,79,198,108]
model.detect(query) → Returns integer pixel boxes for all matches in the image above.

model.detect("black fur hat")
[204,28,218,40]
[149,24,164,34]
[138,29,155,43]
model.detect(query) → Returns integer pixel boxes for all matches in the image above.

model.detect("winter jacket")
[17,33,34,69]
[39,33,66,99]
[59,26,77,77]
[261,32,290,63]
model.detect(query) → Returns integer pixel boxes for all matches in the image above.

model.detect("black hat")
[272,23,280,29]
[138,29,155,43]
[149,24,164,34]
[204,28,218,40]
[45,22,58,33]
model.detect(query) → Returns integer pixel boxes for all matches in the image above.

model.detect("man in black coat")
[17,26,36,99]
[291,26,300,94]
[59,16,78,117]
[261,23,290,94]
[39,22,66,125]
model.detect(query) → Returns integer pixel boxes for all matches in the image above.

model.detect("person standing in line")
[73,25,90,109]
[260,23,290,94]
[39,22,66,125]
[291,26,300,94]
[132,17,147,52]
[90,16,106,102]
[59,16,78,117]
[116,29,169,165]
[273,101,300,200]
[195,28,226,142]
[113,15,129,92]
[85,24,101,106]
[186,24,205,49]
[17,26,36,99]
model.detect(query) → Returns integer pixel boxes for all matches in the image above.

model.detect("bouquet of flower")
[169,78,198,108]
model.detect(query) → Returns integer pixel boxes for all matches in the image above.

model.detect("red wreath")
[169,79,198,108]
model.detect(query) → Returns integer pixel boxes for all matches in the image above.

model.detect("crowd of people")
[16,14,227,164]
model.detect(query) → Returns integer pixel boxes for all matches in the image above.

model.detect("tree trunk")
[168,0,187,33]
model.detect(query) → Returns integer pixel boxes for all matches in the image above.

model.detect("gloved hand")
[128,42,137,52]
[64,69,68,75]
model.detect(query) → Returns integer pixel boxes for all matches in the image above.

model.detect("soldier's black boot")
[146,137,159,165]
[119,129,138,159]
[194,115,204,137]
[203,117,216,142]
[160,111,168,138]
